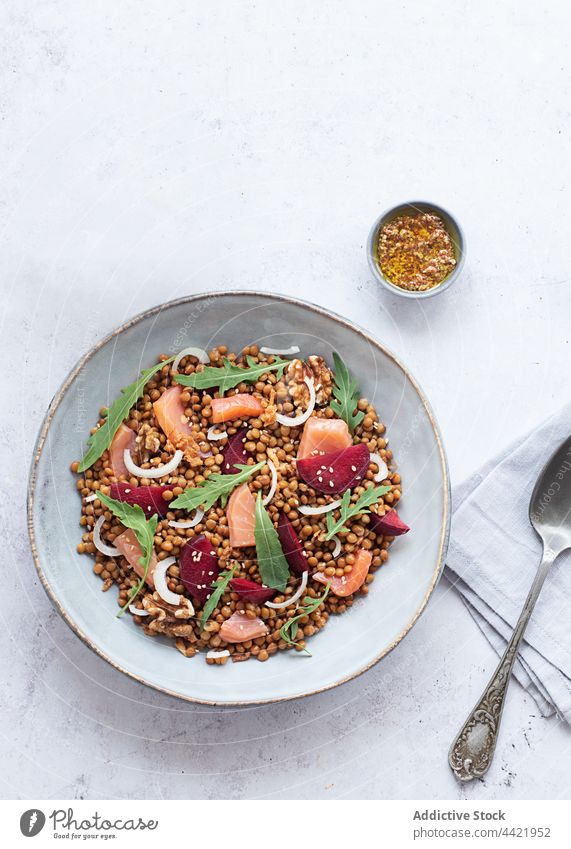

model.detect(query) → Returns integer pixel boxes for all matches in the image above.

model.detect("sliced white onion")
[331,535,342,558]
[172,346,210,373]
[153,556,181,606]
[206,649,230,659]
[199,448,213,459]
[93,515,120,557]
[129,604,150,617]
[123,448,183,479]
[262,459,278,507]
[85,493,98,503]
[168,508,204,529]
[276,376,316,427]
[370,452,389,482]
[259,345,300,356]
[266,570,309,609]
[299,499,341,516]
[207,425,228,441]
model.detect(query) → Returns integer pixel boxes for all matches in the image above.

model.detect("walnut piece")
[146,619,196,638]
[259,389,277,425]
[175,638,198,658]
[136,423,162,455]
[285,356,332,406]
[141,593,196,638]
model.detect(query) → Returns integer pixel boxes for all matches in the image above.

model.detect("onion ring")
[262,459,278,507]
[266,570,309,609]
[93,516,120,557]
[172,346,209,373]
[259,345,300,356]
[331,535,342,558]
[369,452,389,482]
[153,556,182,606]
[298,499,341,516]
[168,509,204,529]
[123,448,183,479]
[128,604,150,617]
[276,376,315,427]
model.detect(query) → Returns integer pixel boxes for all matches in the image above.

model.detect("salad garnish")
[279,583,331,655]
[77,357,174,472]
[169,461,264,512]
[330,352,365,434]
[325,484,391,540]
[173,355,289,393]
[97,491,159,616]
[254,492,290,591]
[200,564,238,629]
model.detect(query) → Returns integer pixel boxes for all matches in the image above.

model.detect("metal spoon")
[449,433,571,781]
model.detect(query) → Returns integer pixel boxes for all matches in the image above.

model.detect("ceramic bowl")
[28,291,450,705]
[367,200,466,299]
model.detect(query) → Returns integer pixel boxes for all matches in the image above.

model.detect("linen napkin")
[444,402,571,723]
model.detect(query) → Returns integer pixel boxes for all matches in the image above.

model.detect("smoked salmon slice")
[219,611,269,643]
[109,423,136,478]
[114,528,158,588]
[297,417,352,460]
[313,548,372,597]
[153,385,200,459]
[211,393,264,423]
[227,483,256,547]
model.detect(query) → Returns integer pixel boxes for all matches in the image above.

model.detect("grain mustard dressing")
[378,211,456,292]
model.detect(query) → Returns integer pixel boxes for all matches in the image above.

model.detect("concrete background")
[1,0,570,799]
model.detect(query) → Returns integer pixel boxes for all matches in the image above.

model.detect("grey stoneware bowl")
[367,200,466,299]
[28,291,450,705]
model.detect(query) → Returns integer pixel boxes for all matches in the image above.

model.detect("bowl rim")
[366,199,466,299]
[27,290,451,706]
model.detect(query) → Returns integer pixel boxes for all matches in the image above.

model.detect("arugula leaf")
[254,492,290,591]
[325,484,391,540]
[199,563,238,630]
[173,355,289,394]
[77,357,174,472]
[169,462,264,512]
[330,352,365,434]
[279,583,331,655]
[97,491,159,616]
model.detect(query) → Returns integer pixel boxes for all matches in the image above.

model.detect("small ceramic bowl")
[367,200,466,299]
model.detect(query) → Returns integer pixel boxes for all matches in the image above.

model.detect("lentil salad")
[72,345,410,665]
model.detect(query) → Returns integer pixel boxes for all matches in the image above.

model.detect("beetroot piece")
[276,511,308,576]
[221,430,254,474]
[109,482,171,517]
[229,578,276,604]
[296,443,370,494]
[369,509,410,537]
[179,535,220,604]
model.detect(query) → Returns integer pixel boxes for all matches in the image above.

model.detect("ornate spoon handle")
[448,548,556,781]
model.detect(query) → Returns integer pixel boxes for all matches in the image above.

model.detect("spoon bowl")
[529,434,571,553]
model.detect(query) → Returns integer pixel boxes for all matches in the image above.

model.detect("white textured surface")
[1,0,570,800]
